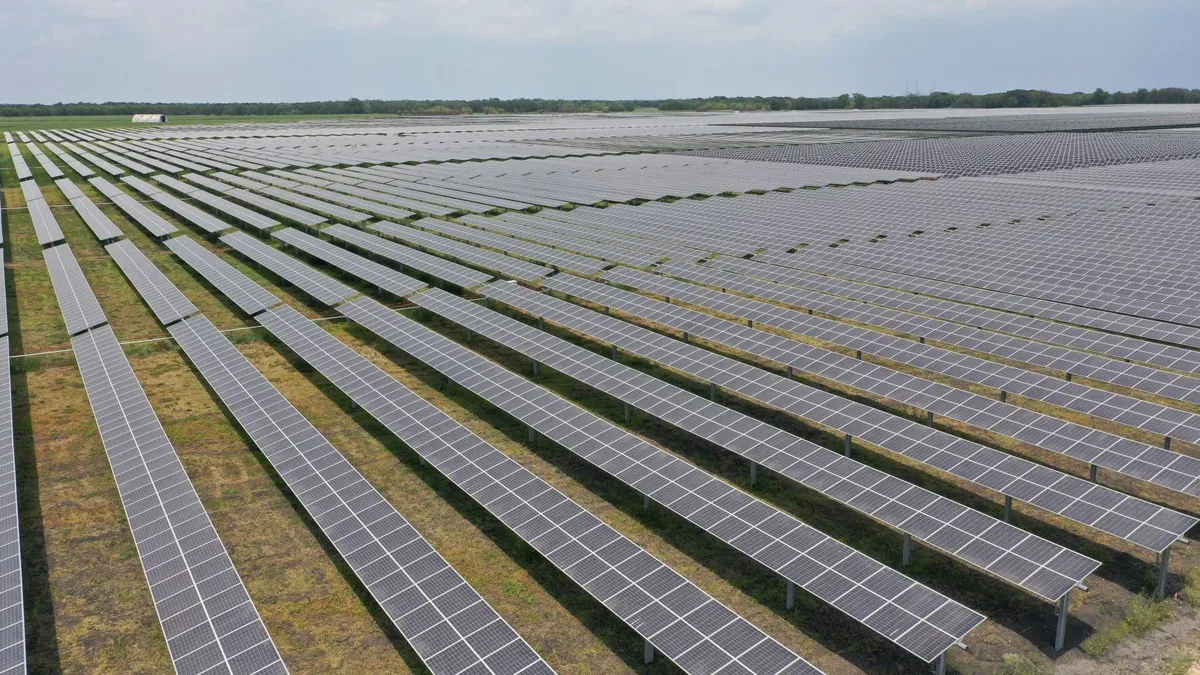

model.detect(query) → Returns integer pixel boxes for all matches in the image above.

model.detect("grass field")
[0,114,402,132]
[2,136,1198,675]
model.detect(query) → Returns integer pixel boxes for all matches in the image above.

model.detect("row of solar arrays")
[432,285,1101,599]
[658,261,1200,432]
[97,231,554,675]
[371,221,554,283]
[239,208,988,661]
[709,255,1200,378]
[637,264,1200,463]
[24,144,64,179]
[757,252,1200,355]
[529,274,1198,553]
[813,204,1200,314]
[169,240,826,675]
[212,226,1076,655]
[0,157,25,674]
[36,232,288,674]
[456,214,666,268]
[87,177,177,238]
[7,145,31,181]
[53,178,124,241]
[345,294,984,661]
[43,142,95,177]
[19,180,63,246]
[120,176,232,235]
[152,174,281,231]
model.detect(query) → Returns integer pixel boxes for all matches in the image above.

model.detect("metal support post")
[466,329,474,344]
[856,349,862,360]
[747,319,754,328]
[643,495,650,511]
[844,434,853,457]
[932,652,946,675]
[532,360,540,376]
[926,411,934,426]
[528,426,537,444]
[610,344,618,360]
[644,640,654,664]
[1157,546,1172,600]
[1065,372,1073,382]
[750,462,759,487]
[787,366,794,378]
[919,336,926,344]
[999,390,1007,403]
[1055,591,1070,652]
[1003,495,1013,523]
[902,533,912,567]
[1089,464,1098,482]
[538,316,545,330]
[1165,436,1172,451]
[709,382,717,401]
[786,581,796,610]
[683,332,689,344]
[624,402,631,423]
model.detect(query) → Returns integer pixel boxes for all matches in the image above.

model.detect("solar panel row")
[87,177,176,238]
[528,275,1197,552]
[255,302,825,675]
[370,221,553,283]
[340,294,985,663]
[321,224,493,290]
[599,267,1200,501]
[121,176,232,235]
[20,180,63,246]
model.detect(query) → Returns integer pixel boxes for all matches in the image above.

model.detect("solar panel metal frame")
[225,189,328,228]
[71,325,287,675]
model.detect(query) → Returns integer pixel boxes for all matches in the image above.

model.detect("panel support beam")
[1156,546,1172,600]
[932,652,946,675]
[1054,591,1070,652]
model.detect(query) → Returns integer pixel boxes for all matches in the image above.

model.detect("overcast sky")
[1,0,1196,103]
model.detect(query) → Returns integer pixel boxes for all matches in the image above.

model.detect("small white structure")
[131,114,168,123]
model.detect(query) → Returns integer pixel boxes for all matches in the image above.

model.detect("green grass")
[1080,594,1175,656]
[1183,565,1200,607]
[0,113,400,132]
[999,653,1049,675]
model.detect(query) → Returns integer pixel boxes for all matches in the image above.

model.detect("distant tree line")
[1,88,1198,118]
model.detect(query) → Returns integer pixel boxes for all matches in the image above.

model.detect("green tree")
[835,93,851,109]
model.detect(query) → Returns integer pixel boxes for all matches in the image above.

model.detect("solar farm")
[1,107,1199,675]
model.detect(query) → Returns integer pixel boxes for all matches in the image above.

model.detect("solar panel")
[63,143,125,176]
[43,142,95,177]
[271,228,427,299]
[213,172,271,191]
[164,237,281,316]
[709,255,1200,385]
[184,173,237,194]
[342,294,984,662]
[254,301,824,675]
[105,240,198,325]
[0,336,26,675]
[167,315,552,675]
[7,145,32,181]
[658,260,1200,444]
[71,325,287,675]
[323,180,459,217]
[20,180,64,246]
[411,218,609,276]
[459,214,664,268]
[87,177,176,239]
[289,184,415,221]
[26,144,65,179]
[528,275,1198,553]
[600,267,1200,502]
[43,244,107,336]
[370,221,552,283]
[419,285,1103,601]
[255,186,371,224]
[225,189,328,228]
[121,176,232,235]
[321,224,493,290]
[53,179,125,242]
[220,232,356,306]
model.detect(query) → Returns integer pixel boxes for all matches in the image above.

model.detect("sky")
[0,0,1196,103]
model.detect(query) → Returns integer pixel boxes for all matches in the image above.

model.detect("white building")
[131,114,168,123]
